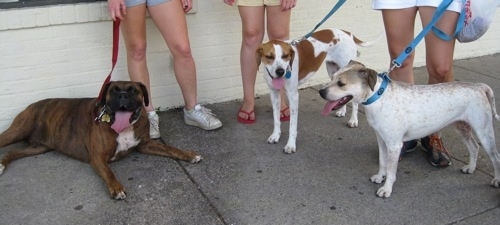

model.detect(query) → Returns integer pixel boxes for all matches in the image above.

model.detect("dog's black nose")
[319,88,328,99]
[275,68,285,76]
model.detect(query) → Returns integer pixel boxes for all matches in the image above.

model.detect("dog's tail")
[483,84,500,121]
[353,31,384,48]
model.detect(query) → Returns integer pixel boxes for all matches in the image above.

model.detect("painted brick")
[0,1,499,131]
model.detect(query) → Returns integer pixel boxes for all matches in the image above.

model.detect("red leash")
[95,19,121,122]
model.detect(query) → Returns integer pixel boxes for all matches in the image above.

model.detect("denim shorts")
[372,0,463,13]
[124,0,172,7]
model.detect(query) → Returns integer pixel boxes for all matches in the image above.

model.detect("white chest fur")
[113,126,140,160]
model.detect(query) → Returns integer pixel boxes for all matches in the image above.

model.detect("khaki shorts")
[237,0,281,7]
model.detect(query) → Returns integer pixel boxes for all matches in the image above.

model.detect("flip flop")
[280,106,290,122]
[237,107,256,124]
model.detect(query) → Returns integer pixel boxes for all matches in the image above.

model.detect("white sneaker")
[148,111,161,139]
[183,104,222,130]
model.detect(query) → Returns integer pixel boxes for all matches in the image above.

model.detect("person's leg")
[148,0,197,110]
[121,4,152,110]
[266,5,292,120]
[381,8,418,84]
[417,7,460,167]
[381,7,419,160]
[237,6,266,122]
[148,0,222,130]
[419,7,459,84]
[121,3,161,138]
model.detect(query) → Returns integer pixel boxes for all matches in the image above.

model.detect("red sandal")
[280,106,290,122]
[237,107,256,124]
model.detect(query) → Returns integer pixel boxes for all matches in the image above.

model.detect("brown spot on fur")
[311,29,334,44]
[296,40,327,80]
[342,29,364,45]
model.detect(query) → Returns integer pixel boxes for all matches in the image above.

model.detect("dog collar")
[362,72,390,105]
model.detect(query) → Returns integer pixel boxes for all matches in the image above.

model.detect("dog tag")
[101,114,111,123]
[285,70,291,79]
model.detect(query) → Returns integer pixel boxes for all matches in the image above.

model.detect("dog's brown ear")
[100,82,112,106]
[348,60,365,68]
[366,69,378,91]
[256,46,263,67]
[138,82,149,107]
[359,68,378,91]
[288,46,295,69]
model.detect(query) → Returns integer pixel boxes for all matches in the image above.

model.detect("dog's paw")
[267,133,280,144]
[461,165,475,174]
[491,178,500,188]
[334,109,346,117]
[114,191,127,200]
[347,119,358,128]
[191,155,203,163]
[0,164,4,175]
[376,186,392,198]
[284,145,296,154]
[370,174,385,184]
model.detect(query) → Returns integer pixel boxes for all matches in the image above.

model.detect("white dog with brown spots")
[256,28,381,153]
[319,61,500,198]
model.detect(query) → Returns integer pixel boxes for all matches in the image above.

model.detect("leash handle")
[391,0,457,68]
[431,0,466,41]
[96,19,121,104]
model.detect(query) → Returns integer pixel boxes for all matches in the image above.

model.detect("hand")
[182,0,193,12]
[223,0,236,6]
[280,0,297,11]
[107,0,126,21]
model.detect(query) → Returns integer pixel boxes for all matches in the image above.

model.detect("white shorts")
[372,0,463,13]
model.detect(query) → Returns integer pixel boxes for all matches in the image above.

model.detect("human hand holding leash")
[107,0,126,21]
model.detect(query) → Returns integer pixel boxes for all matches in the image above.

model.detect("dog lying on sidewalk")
[0,81,202,200]
[319,61,500,198]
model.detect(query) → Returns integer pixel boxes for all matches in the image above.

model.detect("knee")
[170,43,193,60]
[128,42,147,62]
[242,29,264,47]
[428,64,452,83]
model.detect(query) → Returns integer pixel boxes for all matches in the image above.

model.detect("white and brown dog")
[256,28,381,153]
[319,61,500,198]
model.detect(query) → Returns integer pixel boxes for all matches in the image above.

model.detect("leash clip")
[291,36,305,46]
[94,107,106,122]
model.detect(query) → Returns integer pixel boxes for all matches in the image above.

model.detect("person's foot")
[148,111,161,139]
[237,106,256,124]
[280,105,290,122]
[399,140,418,161]
[421,133,452,167]
[184,104,222,130]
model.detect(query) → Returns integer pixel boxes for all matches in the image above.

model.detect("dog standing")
[256,28,381,153]
[0,81,201,200]
[319,61,500,198]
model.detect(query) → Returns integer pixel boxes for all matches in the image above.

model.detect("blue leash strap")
[291,0,346,45]
[392,0,460,68]
[432,0,466,41]
[304,0,346,39]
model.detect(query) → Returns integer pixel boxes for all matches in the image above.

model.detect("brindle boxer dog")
[0,81,202,200]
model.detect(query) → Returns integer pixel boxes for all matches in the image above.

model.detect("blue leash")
[291,0,346,45]
[392,0,465,69]
[363,0,465,105]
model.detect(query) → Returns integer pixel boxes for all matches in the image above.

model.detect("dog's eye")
[111,87,120,93]
[337,81,345,87]
[282,54,289,59]
[265,55,274,60]
[126,86,136,93]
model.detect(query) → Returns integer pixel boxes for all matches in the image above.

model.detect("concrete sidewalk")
[1,54,500,225]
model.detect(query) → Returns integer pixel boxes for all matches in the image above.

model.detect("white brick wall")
[0,0,499,131]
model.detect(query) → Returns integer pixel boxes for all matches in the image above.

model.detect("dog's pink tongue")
[111,111,133,133]
[322,101,340,116]
[272,78,285,90]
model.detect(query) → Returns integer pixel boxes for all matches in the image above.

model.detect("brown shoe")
[421,133,451,167]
